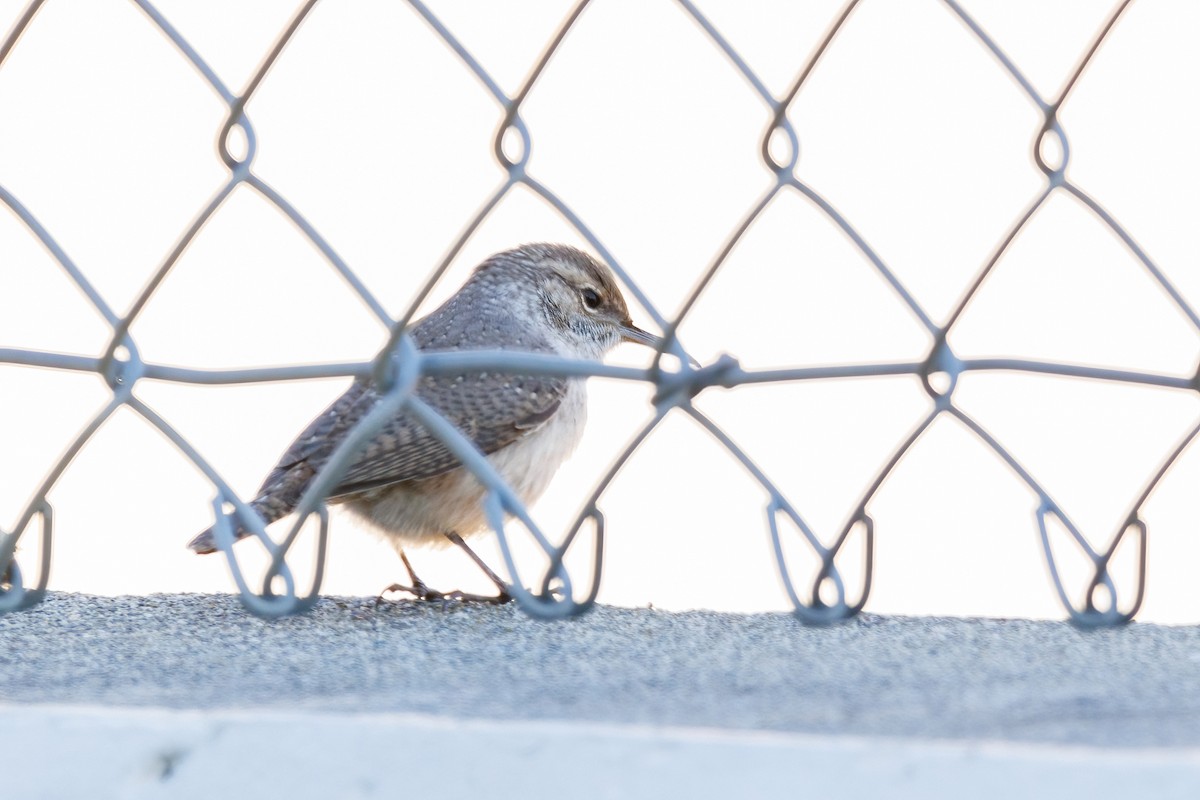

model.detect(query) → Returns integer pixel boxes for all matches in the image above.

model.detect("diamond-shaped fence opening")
[1,0,1196,626]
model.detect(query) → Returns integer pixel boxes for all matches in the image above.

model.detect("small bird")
[188,243,661,603]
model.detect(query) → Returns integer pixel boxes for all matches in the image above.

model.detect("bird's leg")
[399,550,431,597]
[375,549,441,604]
[444,531,512,604]
[376,543,511,606]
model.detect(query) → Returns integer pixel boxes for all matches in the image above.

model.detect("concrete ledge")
[6,593,1200,746]
[4,705,1200,799]
[4,593,1200,796]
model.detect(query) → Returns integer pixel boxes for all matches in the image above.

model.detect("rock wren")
[188,243,661,603]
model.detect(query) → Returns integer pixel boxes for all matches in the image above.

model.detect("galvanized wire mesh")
[0,0,1185,626]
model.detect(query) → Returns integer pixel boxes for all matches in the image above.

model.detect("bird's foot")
[374,582,512,607]
[438,588,513,606]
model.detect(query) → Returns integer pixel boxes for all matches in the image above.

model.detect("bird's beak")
[620,323,664,350]
[619,322,701,368]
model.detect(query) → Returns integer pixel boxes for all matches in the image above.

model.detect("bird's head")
[484,243,662,360]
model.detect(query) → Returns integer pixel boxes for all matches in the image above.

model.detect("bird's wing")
[189,371,564,554]
[255,370,568,503]
[330,370,567,495]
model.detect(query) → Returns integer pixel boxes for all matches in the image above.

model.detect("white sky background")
[2,0,1200,622]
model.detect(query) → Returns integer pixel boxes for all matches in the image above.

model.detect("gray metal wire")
[0,0,1184,626]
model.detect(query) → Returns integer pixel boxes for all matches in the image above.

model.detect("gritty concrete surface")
[3,592,1200,747]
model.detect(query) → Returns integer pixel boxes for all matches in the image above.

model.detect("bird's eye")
[581,288,601,310]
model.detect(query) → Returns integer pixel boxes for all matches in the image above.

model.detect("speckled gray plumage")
[188,244,641,554]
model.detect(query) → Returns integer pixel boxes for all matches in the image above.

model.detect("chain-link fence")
[0,0,1190,626]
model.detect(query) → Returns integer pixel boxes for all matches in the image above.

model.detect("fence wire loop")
[372,332,421,396]
[652,353,739,412]
[1035,118,1070,181]
[0,501,52,613]
[486,491,585,619]
[0,0,1190,626]
[767,499,869,625]
[209,494,327,618]
[1036,504,1147,628]
[539,505,605,608]
[920,339,963,406]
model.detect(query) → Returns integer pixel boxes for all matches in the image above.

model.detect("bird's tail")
[187,464,317,554]
[187,498,276,555]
